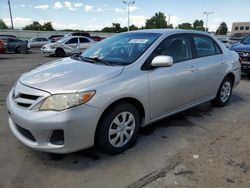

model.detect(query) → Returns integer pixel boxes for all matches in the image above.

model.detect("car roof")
[65,36,93,40]
[129,29,211,36]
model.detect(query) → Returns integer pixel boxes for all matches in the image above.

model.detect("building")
[231,22,250,38]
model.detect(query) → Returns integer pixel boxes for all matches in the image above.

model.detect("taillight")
[239,58,243,65]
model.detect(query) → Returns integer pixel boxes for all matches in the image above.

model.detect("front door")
[148,34,198,119]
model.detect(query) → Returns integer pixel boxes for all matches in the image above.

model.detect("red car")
[91,36,105,41]
[0,40,6,54]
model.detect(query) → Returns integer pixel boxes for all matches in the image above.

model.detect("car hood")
[43,43,62,48]
[230,43,250,52]
[19,57,124,94]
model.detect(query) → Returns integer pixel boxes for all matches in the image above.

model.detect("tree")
[42,22,54,31]
[145,12,168,29]
[23,21,43,30]
[167,24,174,29]
[215,22,228,35]
[129,25,139,31]
[193,20,205,31]
[101,23,131,33]
[23,21,55,31]
[178,22,193,30]
[0,19,8,29]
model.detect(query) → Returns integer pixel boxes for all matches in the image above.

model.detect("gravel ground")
[0,50,249,188]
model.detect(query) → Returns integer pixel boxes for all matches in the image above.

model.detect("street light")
[203,12,213,32]
[8,0,14,29]
[123,1,135,31]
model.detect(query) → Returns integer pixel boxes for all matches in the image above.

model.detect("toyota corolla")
[7,29,241,154]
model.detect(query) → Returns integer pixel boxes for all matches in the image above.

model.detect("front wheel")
[96,103,140,155]
[212,77,233,107]
[55,48,66,57]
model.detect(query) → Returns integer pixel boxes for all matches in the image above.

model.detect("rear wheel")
[55,48,66,57]
[212,77,233,107]
[96,103,140,155]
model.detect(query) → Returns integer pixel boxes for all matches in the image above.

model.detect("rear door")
[40,38,49,47]
[191,34,226,100]
[32,38,40,48]
[65,37,79,48]
[148,34,198,119]
[8,38,16,51]
[79,37,91,50]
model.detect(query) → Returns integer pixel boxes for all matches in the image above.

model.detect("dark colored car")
[64,32,91,38]
[48,35,64,43]
[230,35,250,76]
[91,36,105,41]
[0,34,16,38]
[0,37,29,53]
[0,40,6,54]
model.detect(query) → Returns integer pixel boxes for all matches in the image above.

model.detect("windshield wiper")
[81,56,114,66]
[71,53,95,63]
[72,54,115,66]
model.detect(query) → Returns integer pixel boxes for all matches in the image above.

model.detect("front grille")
[16,124,36,142]
[19,94,40,100]
[236,51,250,62]
[13,91,41,109]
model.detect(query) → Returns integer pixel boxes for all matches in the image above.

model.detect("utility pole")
[168,14,171,26]
[8,0,14,29]
[123,1,135,31]
[203,12,213,32]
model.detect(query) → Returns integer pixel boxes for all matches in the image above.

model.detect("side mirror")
[151,55,174,67]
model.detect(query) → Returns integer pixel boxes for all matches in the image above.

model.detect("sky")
[0,0,249,32]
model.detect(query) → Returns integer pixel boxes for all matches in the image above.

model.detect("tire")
[15,46,21,53]
[55,48,66,57]
[96,102,140,155]
[212,77,233,107]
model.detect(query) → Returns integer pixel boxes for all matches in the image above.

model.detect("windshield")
[56,37,68,44]
[242,36,250,44]
[80,32,161,65]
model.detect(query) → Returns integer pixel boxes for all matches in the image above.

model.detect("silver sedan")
[7,29,241,154]
[41,36,95,57]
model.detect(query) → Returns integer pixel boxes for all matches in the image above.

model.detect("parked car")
[91,36,105,41]
[7,29,241,154]
[230,35,250,76]
[48,35,64,43]
[0,40,6,54]
[217,37,238,48]
[28,37,50,48]
[0,37,29,53]
[0,34,16,38]
[64,32,91,38]
[41,36,95,57]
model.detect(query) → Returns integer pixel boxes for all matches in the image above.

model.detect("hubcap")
[220,81,232,103]
[108,112,136,148]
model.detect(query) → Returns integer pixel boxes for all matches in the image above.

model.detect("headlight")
[39,91,95,111]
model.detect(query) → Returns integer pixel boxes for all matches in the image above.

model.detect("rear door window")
[193,35,218,58]
[66,38,78,44]
[80,38,90,43]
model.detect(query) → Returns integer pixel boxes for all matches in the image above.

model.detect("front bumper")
[241,62,250,74]
[41,48,56,56]
[6,86,102,154]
